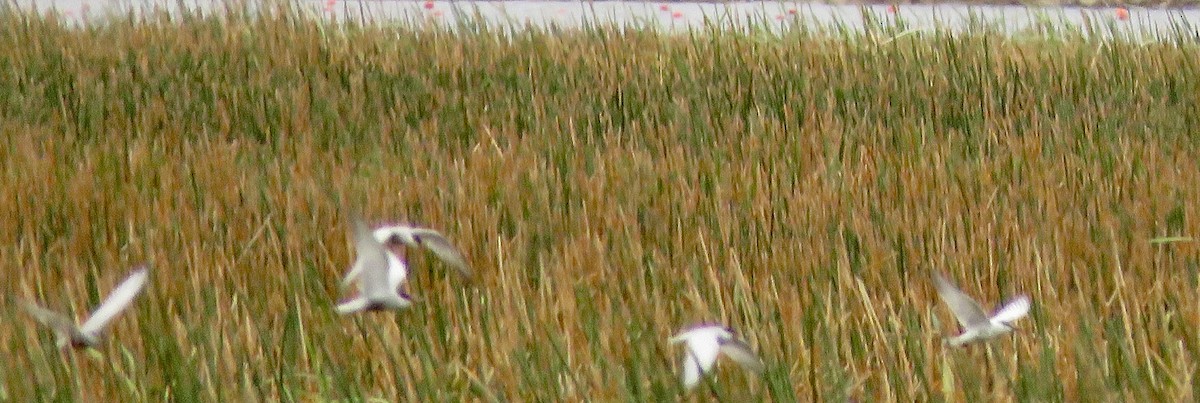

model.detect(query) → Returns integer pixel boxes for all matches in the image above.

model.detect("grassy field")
[1,2,1198,401]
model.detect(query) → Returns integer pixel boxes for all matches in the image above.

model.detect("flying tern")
[339,224,471,286]
[933,272,1031,347]
[336,218,413,314]
[669,324,765,390]
[17,266,149,349]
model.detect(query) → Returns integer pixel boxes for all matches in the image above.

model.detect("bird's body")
[336,219,413,314]
[933,272,1031,346]
[945,322,1018,346]
[17,266,150,349]
[669,324,765,390]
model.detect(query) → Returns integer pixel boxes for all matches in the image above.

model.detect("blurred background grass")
[0,2,1197,401]
[771,0,1195,7]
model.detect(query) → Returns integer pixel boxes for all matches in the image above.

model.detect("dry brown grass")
[0,3,1197,401]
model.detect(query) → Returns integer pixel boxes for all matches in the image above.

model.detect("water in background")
[14,0,1200,38]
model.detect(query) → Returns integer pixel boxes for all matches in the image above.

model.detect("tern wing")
[406,228,472,280]
[719,337,765,374]
[79,267,149,336]
[932,272,991,329]
[340,262,363,288]
[372,225,471,279]
[17,299,78,337]
[990,294,1031,324]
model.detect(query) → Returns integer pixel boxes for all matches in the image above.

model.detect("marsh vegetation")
[1,3,1197,401]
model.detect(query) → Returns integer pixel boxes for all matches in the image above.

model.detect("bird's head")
[62,333,100,351]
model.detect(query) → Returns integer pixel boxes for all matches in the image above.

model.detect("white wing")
[932,272,990,329]
[719,338,765,374]
[679,334,721,390]
[375,225,471,279]
[79,266,149,336]
[989,295,1031,324]
[406,228,472,279]
[340,262,363,288]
